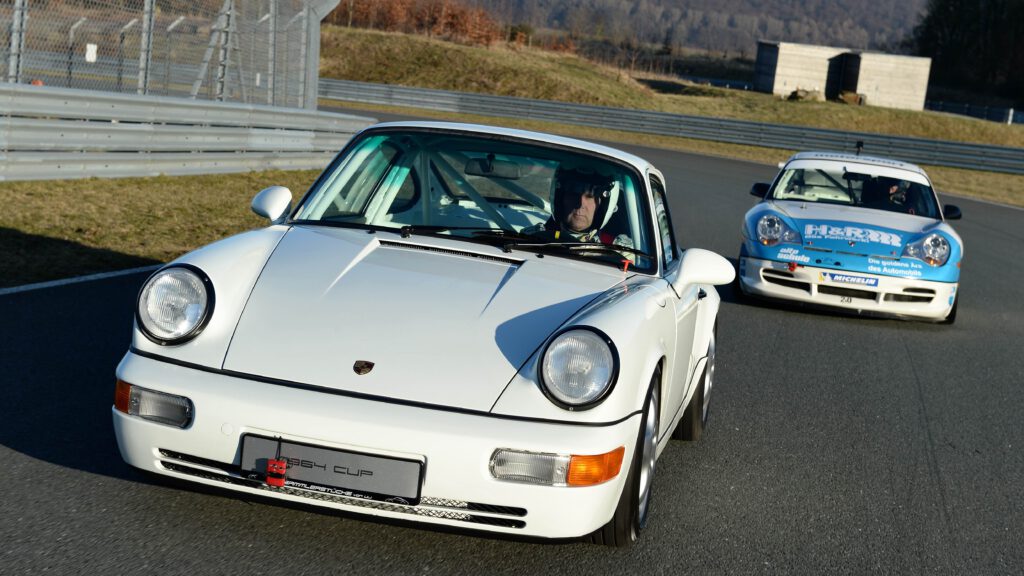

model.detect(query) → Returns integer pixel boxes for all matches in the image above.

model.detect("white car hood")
[223,225,625,411]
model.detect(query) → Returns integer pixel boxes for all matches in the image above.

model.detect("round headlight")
[540,329,618,409]
[755,214,800,246]
[137,265,214,345]
[920,234,951,266]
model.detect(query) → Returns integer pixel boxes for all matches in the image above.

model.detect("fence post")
[66,17,87,88]
[163,17,185,95]
[117,19,138,92]
[282,10,306,108]
[267,0,278,105]
[1009,108,1015,126]
[298,7,309,107]
[137,0,156,95]
[214,0,235,101]
[191,0,230,99]
[6,0,28,84]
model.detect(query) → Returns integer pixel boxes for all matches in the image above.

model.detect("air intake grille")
[885,293,934,303]
[762,270,811,293]
[158,451,527,529]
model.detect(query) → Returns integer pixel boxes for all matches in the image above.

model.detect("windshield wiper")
[469,228,536,240]
[397,225,523,238]
[502,240,652,260]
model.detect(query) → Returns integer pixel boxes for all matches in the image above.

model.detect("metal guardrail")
[0,83,374,181]
[926,100,1020,125]
[318,79,1024,176]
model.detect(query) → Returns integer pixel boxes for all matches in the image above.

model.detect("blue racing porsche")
[737,152,963,323]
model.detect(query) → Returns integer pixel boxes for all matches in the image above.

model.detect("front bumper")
[738,257,957,321]
[113,351,639,539]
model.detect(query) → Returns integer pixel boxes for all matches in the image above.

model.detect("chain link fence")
[0,0,335,109]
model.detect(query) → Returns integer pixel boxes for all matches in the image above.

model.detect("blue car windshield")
[771,167,941,218]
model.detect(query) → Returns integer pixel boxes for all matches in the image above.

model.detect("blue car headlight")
[902,234,951,266]
[755,214,801,246]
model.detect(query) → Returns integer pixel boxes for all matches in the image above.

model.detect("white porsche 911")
[738,152,963,323]
[113,122,734,545]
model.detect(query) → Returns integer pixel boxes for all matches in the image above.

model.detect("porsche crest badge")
[353,360,374,375]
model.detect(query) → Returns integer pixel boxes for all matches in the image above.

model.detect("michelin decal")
[819,272,879,287]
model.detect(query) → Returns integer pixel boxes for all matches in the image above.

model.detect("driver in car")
[530,167,634,252]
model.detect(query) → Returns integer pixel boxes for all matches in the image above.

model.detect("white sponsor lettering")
[777,247,810,263]
[867,257,924,278]
[804,224,902,247]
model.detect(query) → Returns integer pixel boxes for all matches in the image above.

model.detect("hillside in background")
[320,26,655,109]
[473,0,928,55]
[319,26,1023,150]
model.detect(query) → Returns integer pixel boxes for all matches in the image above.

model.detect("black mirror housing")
[750,182,770,198]
[943,204,962,220]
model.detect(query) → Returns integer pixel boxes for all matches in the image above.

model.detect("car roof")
[786,151,928,178]
[365,121,653,173]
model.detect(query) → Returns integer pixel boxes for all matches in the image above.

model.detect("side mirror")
[750,182,770,198]
[943,204,962,220]
[669,248,735,295]
[252,186,292,224]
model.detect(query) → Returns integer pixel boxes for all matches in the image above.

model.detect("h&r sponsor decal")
[804,224,902,247]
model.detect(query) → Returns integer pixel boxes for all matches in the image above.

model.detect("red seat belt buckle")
[266,458,287,487]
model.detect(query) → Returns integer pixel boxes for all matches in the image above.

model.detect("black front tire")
[590,370,660,547]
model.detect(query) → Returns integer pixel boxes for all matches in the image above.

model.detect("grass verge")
[0,170,320,289]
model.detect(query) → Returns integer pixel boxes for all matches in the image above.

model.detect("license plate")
[240,435,423,505]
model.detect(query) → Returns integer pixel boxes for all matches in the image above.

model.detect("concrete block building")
[754,41,932,111]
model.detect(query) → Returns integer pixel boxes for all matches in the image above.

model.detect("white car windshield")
[293,128,657,272]
[770,167,941,218]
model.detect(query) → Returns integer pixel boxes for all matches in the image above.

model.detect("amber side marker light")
[114,379,132,413]
[567,446,625,487]
[114,379,193,428]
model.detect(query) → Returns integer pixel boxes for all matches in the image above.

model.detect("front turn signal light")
[567,446,625,486]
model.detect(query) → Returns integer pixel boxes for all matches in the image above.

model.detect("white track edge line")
[0,264,162,297]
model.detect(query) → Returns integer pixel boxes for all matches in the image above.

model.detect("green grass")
[320,27,653,110]
[0,171,320,288]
